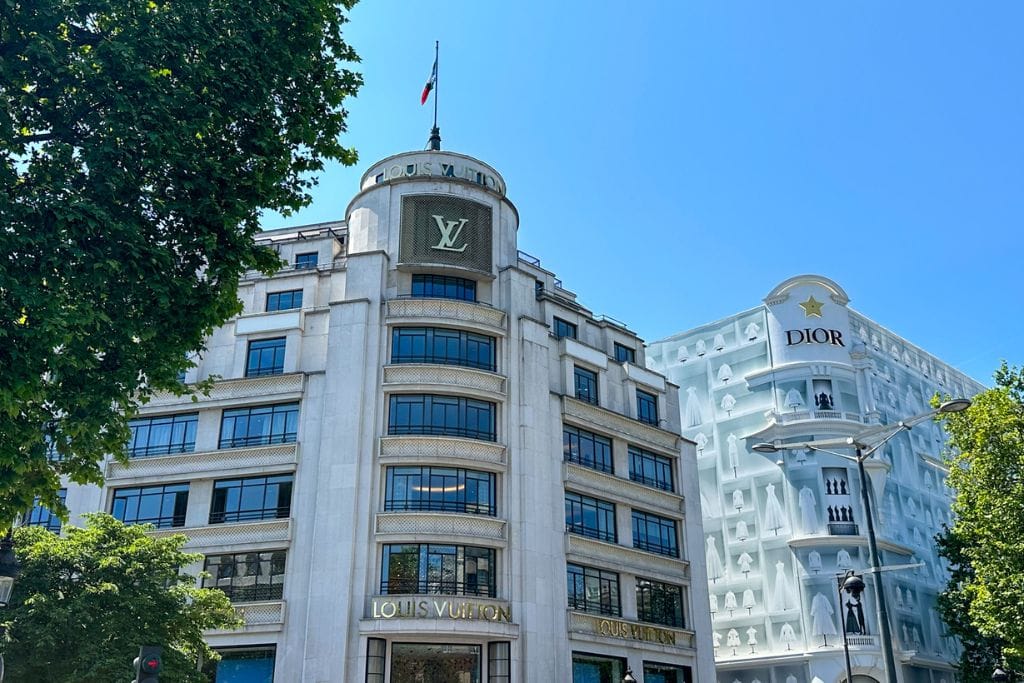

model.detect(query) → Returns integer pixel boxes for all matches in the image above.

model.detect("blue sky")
[265,1,1024,385]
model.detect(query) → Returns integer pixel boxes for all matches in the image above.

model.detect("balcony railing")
[828,522,860,536]
[379,579,495,598]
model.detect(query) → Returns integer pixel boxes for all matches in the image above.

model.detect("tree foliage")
[938,364,1024,679]
[0,514,241,682]
[0,0,361,523]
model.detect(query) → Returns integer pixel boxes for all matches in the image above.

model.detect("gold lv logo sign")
[430,215,468,252]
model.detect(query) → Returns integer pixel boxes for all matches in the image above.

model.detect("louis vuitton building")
[53,149,714,682]
[645,275,984,683]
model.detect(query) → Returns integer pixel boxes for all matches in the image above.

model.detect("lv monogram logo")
[430,215,468,252]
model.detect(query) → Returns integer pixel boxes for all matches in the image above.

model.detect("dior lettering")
[785,328,845,347]
[431,215,468,252]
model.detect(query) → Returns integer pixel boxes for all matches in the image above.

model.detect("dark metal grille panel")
[399,195,493,273]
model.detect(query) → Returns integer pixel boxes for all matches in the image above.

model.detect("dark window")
[411,274,477,302]
[210,474,293,524]
[294,252,318,269]
[388,394,496,441]
[23,489,66,533]
[629,446,675,492]
[553,317,577,339]
[565,492,617,543]
[246,338,286,377]
[366,638,386,683]
[488,642,510,683]
[632,510,679,557]
[219,403,299,448]
[391,327,497,372]
[385,466,496,516]
[637,389,659,425]
[266,289,303,312]
[643,662,693,683]
[381,544,495,597]
[111,483,189,528]
[127,413,198,457]
[563,426,613,474]
[572,653,628,683]
[636,577,685,627]
[614,343,636,364]
[566,564,620,616]
[574,366,599,405]
[204,551,286,602]
[204,647,276,682]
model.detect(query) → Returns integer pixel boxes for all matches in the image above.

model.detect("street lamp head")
[753,442,780,454]
[623,668,636,683]
[939,398,971,414]
[992,666,1009,682]
[842,574,866,599]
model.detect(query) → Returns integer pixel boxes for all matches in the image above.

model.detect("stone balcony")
[385,298,507,334]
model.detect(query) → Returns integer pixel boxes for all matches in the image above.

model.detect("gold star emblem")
[799,296,824,318]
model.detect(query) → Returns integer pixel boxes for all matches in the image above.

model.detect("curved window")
[385,466,496,516]
[391,327,496,372]
[381,544,495,597]
[411,274,476,302]
[388,394,496,442]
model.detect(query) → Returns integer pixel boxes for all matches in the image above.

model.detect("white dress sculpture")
[798,486,818,533]
[727,433,740,474]
[684,387,703,427]
[706,535,725,581]
[676,345,690,363]
[810,592,838,639]
[773,562,796,610]
[709,593,718,614]
[726,628,741,648]
[735,520,749,542]
[718,363,733,383]
[713,631,722,648]
[695,339,707,357]
[732,489,745,511]
[724,591,738,614]
[763,483,786,534]
[836,548,853,570]
[720,393,737,415]
[785,388,805,410]
[743,589,756,613]
[746,626,758,647]
[713,333,726,351]
[737,552,753,574]
[808,550,822,573]
[694,431,708,452]
[779,624,798,651]
[786,675,799,683]
[745,322,761,340]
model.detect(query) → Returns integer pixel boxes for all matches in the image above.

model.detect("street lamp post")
[0,529,20,683]
[622,668,636,683]
[837,572,866,683]
[754,399,971,683]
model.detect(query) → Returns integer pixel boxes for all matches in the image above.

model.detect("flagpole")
[432,40,439,130]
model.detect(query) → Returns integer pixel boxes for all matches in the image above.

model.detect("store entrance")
[390,643,481,683]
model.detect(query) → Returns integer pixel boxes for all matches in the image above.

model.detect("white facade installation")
[48,150,714,682]
[645,275,984,683]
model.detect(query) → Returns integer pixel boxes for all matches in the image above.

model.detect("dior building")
[42,149,714,682]
[645,275,984,683]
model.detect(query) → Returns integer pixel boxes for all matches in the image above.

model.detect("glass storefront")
[644,661,693,683]
[206,647,275,683]
[391,643,481,683]
[571,652,627,683]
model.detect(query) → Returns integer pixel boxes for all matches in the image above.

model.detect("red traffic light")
[141,656,161,672]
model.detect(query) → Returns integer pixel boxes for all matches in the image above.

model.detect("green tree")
[938,364,1024,680]
[0,0,361,523]
[0,514,241,682]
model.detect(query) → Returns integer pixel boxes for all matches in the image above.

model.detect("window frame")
[203,550,287,602]
[385,466,497,516]
[266,289,303,312]
[245,337,286,377]
[23,488,66,533]
[126,412,198,458]
[573,365,599,406]
[553,317,577,340]
[628,446,675,492]
[631,509,679,558]
[387,394,497,442]
[566,563,621,616]
[636,389,659,425]
[635,576,685,628]
[410,274,477,302]
[391,327,497,372]
[381,543,496,598]
[218,403,299,449]
[565,491,617,543]
[110,483,189,528]
[614,343,636,364]
[294,252,318,269]
[563,425,614,474]
[209,474,294,524]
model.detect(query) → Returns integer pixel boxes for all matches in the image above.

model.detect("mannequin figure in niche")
[706,535,725,582]
[713,333,726,351]
[720,393,737,416]
[745,322,761,340]
[727,433,740,477]
[743,589,756,614]
[726,628,741,655]
[684,387,703,427]
[709,593,718,616]
[798,486,818,533]
[737,552,753,576]
[808,550,822,574]
[694,431,708,453]
[676,345,689,363]
[785,388,805,411]
[718,363,733,383]
[746,626,758,652]
[810,592,838,646]
[763,483,786,535]
[724,590,737,617]
[732,489,745,511]
[844,590,865,635]
[773,562,796,610]
[735,520,749,542]
[695,339,707,357]
[836,548,852,570]
[779,623,798,651]
[896,586,904,607]
[712,631,722,656]
[814,392,833,410]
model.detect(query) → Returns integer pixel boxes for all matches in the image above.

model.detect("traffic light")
[132,645,162,683]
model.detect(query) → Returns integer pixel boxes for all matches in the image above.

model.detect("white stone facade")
[645,274,984,683]
[56,150,713,682]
